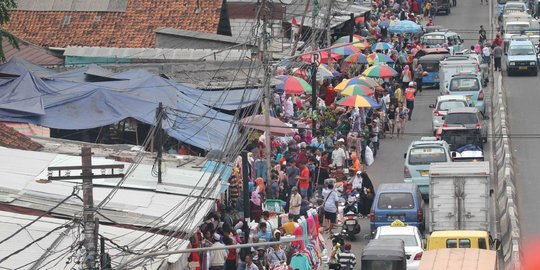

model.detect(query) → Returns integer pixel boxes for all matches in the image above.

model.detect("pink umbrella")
[239,114,295,136]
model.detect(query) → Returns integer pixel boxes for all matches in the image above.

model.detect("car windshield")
[508,45,535,55]
[445,113,479,125]
[421,62,439,72]
[449,78,480,91]
[379,235,418,247]
[506,24,530,34]
[438,100,468,111]
[497,0,506,4]
[378,193,415,209]
[422,36,445,46]
[408,147,447,165]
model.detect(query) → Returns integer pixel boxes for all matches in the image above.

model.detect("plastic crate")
[263,199,285,214]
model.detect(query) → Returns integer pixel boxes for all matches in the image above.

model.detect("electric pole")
[261,0,273,184]
[47,147,124,269]
[310,61,318,135]
[155,102,164,184]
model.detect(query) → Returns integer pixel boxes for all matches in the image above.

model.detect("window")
[508,44,535,56]
[408,147,447,165]
[445,113,479,125]
[506,24,529,34]
[449,78,480,92]
[459,239,471,248]
[377,193,415,210]
[422,62,439,72]
[478,238,487,249]
[437,101,468,111]
[379,235,418,247]
[446,239,457,248]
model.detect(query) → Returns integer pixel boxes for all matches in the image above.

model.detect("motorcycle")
[342,211,361,240]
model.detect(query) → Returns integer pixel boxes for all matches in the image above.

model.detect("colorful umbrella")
[334,35,363,44]
[340,84,375,97]
[344,53,368,64]
[336,95,380,108]
[335,77,377,91]
[318,65,335,79]
[388,20,423,34]
[378,20,391,28]
[300,50,341,63]
[275,75,312,94]
[358,76,383,89]
[321,64,340,76]
[239,114,295,135]
[362,64,398,78]
[371,42,393,51]
[367,53,394,65]
[292,66,335,80]
[330,44,360,56]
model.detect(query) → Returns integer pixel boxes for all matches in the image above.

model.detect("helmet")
[496,33,500,37]
[348,196,356,204]
[344,243,352,250]
[409,81,415,87]
[429,18,433,21]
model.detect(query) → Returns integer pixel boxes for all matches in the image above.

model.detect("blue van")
[370,183,425,233]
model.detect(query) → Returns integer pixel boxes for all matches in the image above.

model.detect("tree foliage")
[0,0,18,61]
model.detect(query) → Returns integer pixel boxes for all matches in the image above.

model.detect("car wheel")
[447,8,451,14]
[533,69,538,76]
[507,69,512,76]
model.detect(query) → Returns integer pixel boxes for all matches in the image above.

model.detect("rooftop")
[6,0,226,48]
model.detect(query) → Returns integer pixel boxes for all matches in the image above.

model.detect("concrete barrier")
[491,71,521,269]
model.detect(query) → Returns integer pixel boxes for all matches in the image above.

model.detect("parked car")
[443,107,488,143]
[404,137,452,197]
[374,221,424,270]
[430,95,469,134]
[446,73,485,114]
[370,183,425,232]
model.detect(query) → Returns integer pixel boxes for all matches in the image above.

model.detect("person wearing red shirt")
[412,0,419,13]
[297,162,310,198]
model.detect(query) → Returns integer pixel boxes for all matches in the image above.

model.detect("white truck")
[502,13,533,51]
[438,57,480,96]
[428,162,490,233]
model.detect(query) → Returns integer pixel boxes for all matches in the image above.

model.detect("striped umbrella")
[275,75,312,94]
[362,64,398,78]
[344,53,368,64]
[367,53,394,65]
[371,42,393,51]
[321,64,340,76]
[336,95,380,108]
[340,84,375,97]
[335,77,377,91]
[330,44,360,57]
[357,76,384,91]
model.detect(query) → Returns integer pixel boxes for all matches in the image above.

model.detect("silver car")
[429,95,469,134]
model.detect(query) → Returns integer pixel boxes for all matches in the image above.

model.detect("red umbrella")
[239,114,295,136]
[300,50,341,63]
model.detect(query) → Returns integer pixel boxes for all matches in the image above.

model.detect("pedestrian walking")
[396,102,409,138]
[413,59,424,93]
[493,43,503,71]
[401,65,412,90]
[404,82,416,120]
[359,172,375,216]
[323,183,340,233]
[337,243,357,270]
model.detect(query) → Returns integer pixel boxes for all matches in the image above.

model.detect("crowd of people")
[184,1,447,270]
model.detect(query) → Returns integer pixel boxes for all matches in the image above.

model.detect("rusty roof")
[0,123,42,151]
[1,38,63,67]
[5,0,224,48]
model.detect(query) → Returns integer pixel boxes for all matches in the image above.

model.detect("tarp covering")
[179,86,263,111]
[0,58,253,150]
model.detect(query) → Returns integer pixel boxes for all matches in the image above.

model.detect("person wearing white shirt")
[331,141,346,169]
[209,235,228,270]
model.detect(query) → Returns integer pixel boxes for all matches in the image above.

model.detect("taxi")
[374,220,424,270]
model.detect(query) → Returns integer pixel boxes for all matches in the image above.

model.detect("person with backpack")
[337,243,357,270]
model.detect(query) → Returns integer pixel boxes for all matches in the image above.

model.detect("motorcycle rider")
[343,196,358,215]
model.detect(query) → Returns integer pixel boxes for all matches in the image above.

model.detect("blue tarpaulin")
[0,58,249,150]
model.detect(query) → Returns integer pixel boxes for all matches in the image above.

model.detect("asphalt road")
[347,0,492,261]
[503,36,540,236]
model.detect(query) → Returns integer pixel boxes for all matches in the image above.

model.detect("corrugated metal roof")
[0,147,220,231]
[2,38,63,67]
[0,211,187,269]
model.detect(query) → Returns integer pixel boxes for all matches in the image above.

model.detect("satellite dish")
[280,0,293,4]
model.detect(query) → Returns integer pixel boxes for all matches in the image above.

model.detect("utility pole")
[261,0,272,184]
[47,147,124,269]
[155,102,164,184]
[349,12,355,43]
[310,61,318,135]
[325,0,334,64]
[240,151,251,242]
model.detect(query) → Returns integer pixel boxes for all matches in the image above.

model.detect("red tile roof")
[2,38,63,66]
[0,123,42,151]
[5,0,224,48]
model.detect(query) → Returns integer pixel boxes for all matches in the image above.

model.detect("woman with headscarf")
[359,172,375,216]
[250,190,263,222]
